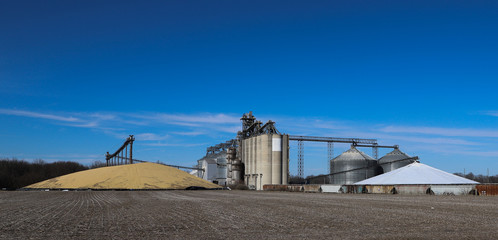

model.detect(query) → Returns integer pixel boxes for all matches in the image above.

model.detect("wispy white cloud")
[132,113,240,126]
[212,125,241,134]
[481,111,498,117]
[64,121,100,128]
[461,150,498,157]
[371,134,478,146]
[85,112,242,140]
[405,144,498,157]
[0,109,79,122]
[380,126,498,138]
[142,142,207,147]
[0,109,123,130]
[273,116,353,136]
[4,109,497,160]
[308,120,352,131]
[288,127,488,161]
[167,121,201,127]
[164,113,240,124]
[3,109,498,175]
[0,109,242,135]
[89,113,117,121]
[171,131,207,136]
[134,133,170,141]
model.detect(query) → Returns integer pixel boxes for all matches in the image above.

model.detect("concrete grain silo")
[238,112,289,190]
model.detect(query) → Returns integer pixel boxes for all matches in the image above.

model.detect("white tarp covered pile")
[354,162,478,185]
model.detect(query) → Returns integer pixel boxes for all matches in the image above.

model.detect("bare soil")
[1,191,497,239]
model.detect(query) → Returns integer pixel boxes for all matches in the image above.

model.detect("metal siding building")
[199,158,218,182]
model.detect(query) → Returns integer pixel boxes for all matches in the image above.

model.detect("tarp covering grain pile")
[25,162,221,190]
[353,162,478,185]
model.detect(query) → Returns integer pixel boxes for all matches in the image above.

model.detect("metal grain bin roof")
[378,148,417,173]
[378,148,411,164]
[332,146,376,161]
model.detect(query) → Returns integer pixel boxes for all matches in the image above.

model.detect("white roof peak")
[354,162,478,185]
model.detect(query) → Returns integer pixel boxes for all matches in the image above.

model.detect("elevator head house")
[238,112,289,190]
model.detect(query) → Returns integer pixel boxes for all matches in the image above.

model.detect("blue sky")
[1,1,498,176]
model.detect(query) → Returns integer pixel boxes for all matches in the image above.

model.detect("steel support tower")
[327,142,334,174]
[297,140,304,179]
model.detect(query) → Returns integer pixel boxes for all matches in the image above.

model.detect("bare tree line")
[0,158,105,190]
[454,172,498,183]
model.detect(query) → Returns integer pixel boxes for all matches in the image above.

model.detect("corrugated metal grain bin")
[476,184,498,195]
[395,185,430,195]
[430,185,475,195]
[365,185,395,194]
[303,184,321,193]
[329,147,381,185]
[320,185,342,193]
[378,148,417,173]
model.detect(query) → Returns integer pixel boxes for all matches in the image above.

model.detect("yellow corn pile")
[26,162,220,190]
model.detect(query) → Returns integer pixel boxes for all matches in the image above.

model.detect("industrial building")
[194,140,236,186]
[194,112,403,189]
[193,111,479,193]
[197,157,218,183]
[89,114,483,194]
[194,112,289,190]
[239,113,289,190]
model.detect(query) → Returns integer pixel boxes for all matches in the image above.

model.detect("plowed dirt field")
[1,191,497,239]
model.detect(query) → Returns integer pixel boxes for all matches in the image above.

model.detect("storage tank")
[329,146,381,185]
[216,151,227,186]
[378,148,417,173]
[226,147,244,185]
